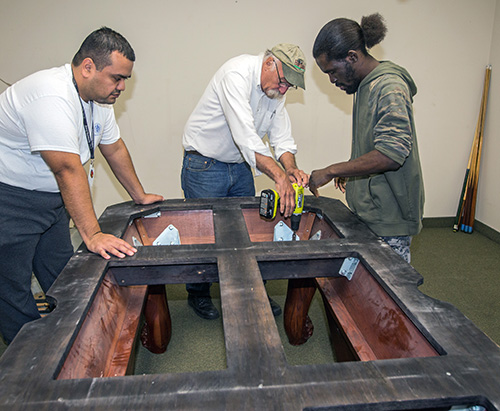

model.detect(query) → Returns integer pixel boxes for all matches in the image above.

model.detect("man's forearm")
[41,149,142,259]
[54,165,101,243]
[40,151,101,243]
[309,150,400,197]
[278,151,298,173]
[278,151,309,187]
[255,152,288,183]
[326,150,400,179]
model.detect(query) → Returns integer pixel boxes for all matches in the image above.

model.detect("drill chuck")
[291,213,301,232]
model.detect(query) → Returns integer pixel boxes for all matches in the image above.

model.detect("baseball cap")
[271,43,306,90]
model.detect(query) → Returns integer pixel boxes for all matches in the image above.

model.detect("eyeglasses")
[273,59,297,90]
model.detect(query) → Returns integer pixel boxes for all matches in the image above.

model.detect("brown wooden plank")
[297,212,316,241]
[242,210,318,242]
[139,210,215,244]
[315,276,377,361]
[105,284,148,377]
[316,262,439,361]
[57,273,147,379]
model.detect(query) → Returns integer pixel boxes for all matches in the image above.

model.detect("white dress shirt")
[0,64,120,192]
[182,53,297,171]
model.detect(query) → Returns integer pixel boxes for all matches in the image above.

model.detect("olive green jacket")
[346,61,424,237]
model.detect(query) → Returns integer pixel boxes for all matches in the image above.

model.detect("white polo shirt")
[0,64,120,192]
[182,53,297,170]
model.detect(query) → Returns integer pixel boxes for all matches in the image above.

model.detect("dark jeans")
[181,151,255,295]
[0,182,73,344]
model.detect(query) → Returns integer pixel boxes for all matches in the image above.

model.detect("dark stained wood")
[257,257,345,281]
[109,262,219,286]
[1,197,499,411]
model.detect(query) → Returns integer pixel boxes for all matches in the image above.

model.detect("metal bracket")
[144,211,161,218]
[153,224,181,245]
[339,257,359,281]
[132,236,142,247]
[273,221,299,242]
[310,230,322,241]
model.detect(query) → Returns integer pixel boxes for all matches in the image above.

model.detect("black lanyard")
[72,76,94,160]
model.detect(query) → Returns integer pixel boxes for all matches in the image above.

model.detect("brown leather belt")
[185,150,203,156]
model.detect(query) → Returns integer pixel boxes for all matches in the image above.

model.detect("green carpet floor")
[134,280,334,375]
[1,225,499,373]
[411,226,500,345]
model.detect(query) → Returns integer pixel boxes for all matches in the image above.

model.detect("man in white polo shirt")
[0,27,163,344]
[181,44,309,319]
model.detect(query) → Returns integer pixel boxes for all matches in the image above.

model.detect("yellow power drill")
[259,183,304,240]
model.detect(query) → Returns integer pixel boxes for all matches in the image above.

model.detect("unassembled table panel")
[0,197,499,410]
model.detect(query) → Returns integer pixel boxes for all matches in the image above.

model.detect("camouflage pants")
[381,236,412,264]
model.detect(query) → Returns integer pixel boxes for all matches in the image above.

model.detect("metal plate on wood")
[273,221,299,241]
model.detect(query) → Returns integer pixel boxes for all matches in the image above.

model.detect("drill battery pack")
[259,189,279,220]
[259,184,303,221]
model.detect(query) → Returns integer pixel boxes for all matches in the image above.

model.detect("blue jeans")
[181,151,255,198]
[181,151,255,295]
[0,182,73,344]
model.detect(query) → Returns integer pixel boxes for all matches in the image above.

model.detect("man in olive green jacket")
[309,13,424,263]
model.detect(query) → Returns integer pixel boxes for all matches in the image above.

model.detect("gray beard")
[265,89,285,100]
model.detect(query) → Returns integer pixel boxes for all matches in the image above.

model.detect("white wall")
[479,0,500,231]
[0,0,498,231]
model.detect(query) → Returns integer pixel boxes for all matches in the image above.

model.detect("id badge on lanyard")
[88,159,95,188]
[84,105,95,188]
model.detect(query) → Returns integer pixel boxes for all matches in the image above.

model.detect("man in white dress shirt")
[181,44,309,319]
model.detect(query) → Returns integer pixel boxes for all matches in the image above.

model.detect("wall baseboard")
[422,217,454,228]
[474,220,500,244]
[422,217,500,244]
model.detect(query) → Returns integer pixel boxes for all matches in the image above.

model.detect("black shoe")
[268,296,282,317]
[188,295,220,320]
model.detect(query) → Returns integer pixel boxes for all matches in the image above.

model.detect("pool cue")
[454,65,491,233]
[463,65,491,232]
[461,88,485,232]
[453,86,483,231]
[460,66,490,232]
[453,168,469,232]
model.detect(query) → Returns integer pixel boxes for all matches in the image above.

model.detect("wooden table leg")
[284,278,316,345]
[283,213,317,346]
[141,284,172,354]
[134,219,172,354]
